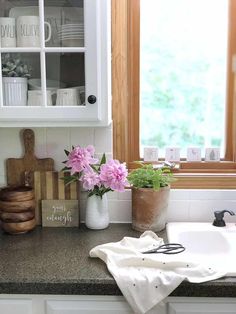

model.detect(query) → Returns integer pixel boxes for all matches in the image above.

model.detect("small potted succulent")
[128,163,175,232]
[2,53,31,106]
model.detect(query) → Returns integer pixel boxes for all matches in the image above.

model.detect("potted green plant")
[128,163,175,232]
[2,53,31,106]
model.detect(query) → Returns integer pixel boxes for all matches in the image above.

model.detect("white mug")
[0,17,16,47]
[56,88,79,106]
[27,90,52,106]
[17,15,52,47]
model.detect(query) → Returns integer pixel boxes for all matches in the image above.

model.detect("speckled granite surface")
[0,224,235,297]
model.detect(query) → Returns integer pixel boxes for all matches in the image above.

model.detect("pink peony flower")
[66,145,98,175]
[99,159,128,192]
[80,169,101,191]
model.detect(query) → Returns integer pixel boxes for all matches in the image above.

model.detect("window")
[112,0,236,188]
[140,0,228,159]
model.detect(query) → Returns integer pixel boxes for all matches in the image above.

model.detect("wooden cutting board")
[25,171,79,225]
[6,129,54,186]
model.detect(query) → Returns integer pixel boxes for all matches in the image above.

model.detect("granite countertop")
[0,223,236,297]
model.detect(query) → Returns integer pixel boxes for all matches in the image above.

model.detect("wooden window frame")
[112,0,236,189]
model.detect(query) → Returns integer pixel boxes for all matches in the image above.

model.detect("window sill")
[172,172,236,189]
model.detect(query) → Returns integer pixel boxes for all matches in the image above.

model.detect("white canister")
[2,77,28,106]
[27,90,52,106]
[16,15,51,47]
[56,88,79,106]
[0,17,16,47]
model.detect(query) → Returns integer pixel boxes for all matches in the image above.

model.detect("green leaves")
[2,53,31,78]
[100,153,106,166]
[127,164,174,190]
[64,149,70,156]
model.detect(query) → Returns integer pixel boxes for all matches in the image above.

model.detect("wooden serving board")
[6,129,54,186]
[25,171,79,225]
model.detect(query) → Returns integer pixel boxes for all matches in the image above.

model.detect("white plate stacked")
[58,23,84,47]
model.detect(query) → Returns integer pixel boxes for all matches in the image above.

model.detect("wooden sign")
[42,200,79,227]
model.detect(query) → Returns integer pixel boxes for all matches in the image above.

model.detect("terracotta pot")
[131,186,170,232]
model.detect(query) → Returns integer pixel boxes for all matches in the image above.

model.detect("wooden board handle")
[23,129,35,157]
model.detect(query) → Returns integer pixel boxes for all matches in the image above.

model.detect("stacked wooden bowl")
[0,186,36,234]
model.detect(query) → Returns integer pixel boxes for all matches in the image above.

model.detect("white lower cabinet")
[45,297,133,314]
[0,295,236,314]
[167,297,236,314]
[0,298,32,314]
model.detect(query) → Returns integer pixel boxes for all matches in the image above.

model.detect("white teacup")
[56,88,79,106]
[17,15,52,47]
[0,17,16,47]
[27,90,52,106]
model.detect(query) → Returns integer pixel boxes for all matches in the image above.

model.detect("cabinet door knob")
[87,95,97,104]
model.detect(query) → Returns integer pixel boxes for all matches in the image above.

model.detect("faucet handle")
[213,210,235,227]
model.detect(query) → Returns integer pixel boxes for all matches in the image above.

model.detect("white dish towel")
[90,230,226,314]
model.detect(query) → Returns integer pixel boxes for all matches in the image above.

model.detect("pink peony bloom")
[99,159,128,192]
[80,169,101,191]
[66,145,98,174]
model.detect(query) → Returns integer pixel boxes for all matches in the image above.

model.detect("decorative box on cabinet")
[0,0,111,127]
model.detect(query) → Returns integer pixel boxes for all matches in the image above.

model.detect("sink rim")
[166,222,236,276]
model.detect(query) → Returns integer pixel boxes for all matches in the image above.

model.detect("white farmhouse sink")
[166,222,236,276]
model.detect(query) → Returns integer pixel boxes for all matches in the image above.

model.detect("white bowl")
[28,79,66,91]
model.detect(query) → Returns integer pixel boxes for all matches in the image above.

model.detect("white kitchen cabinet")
[0,0,111,127]
[0,295,134,314]
[45,297,133,314]
[0,298,32,314]
[167,297,236,314]
[1,295,236,314]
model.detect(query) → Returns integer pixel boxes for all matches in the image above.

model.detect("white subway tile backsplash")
[167,200,190,222]
[94,125,112,154]
[70,127,95,148]
[118,189,132,200]
[189,189,236,201]
[189,200,215,222]
[46,128,70,171]
[32,128,47,158]
[169,189,190,200]
[107,191,119,200]
[189,200,236,222]
[0,128,22,176]
[0,175,5,186]
[109,200,132,223]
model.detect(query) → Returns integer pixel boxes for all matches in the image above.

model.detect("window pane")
[140,0,228,158]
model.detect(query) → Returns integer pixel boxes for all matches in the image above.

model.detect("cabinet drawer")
[0,299,32,314]
[46,299,133,314]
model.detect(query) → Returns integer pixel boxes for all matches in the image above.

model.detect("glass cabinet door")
[0,0,111,126]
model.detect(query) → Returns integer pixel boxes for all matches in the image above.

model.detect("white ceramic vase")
[85,194,109,230]
[2,77,28,106]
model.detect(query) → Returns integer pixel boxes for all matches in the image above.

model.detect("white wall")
[1,126,236,223]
